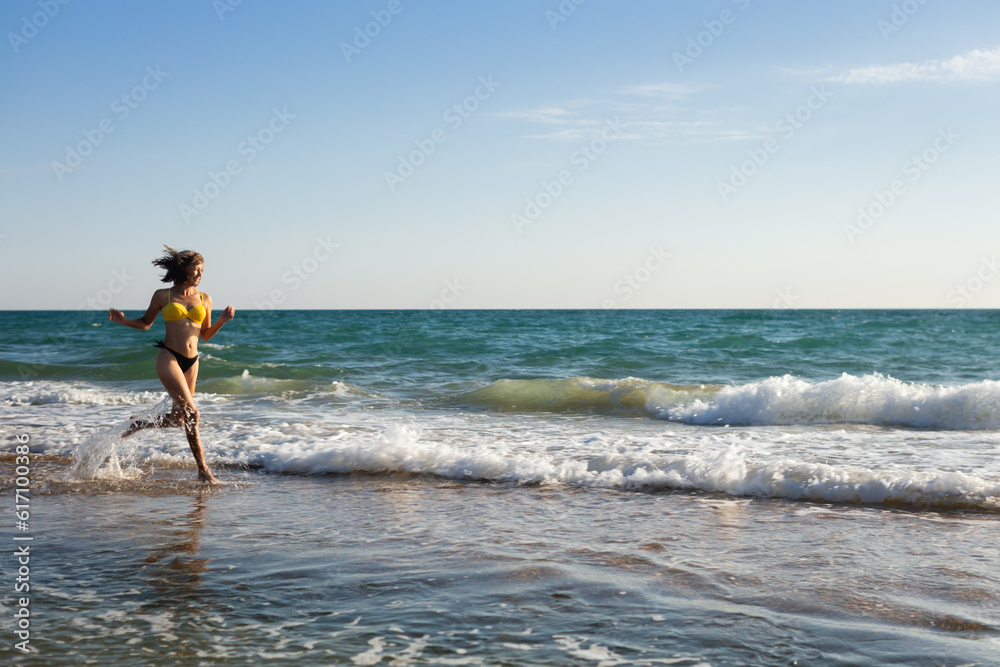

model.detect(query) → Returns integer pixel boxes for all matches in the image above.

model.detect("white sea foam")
[465,374,1000,429]
[194,371,371,398]
[657,373,1000,429]
[199,370,314,395]
[1,381,166,407]
[1,375,366,408]
[22,372,1000,509]
[248,423,1000,510]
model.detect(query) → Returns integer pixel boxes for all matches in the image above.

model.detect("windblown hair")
[152,245,204,284]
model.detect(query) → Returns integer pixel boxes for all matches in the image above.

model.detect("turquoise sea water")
[7,309,1000,387]
[2,309,999,664]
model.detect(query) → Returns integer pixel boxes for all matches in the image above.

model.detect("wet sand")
[3,461,998,665]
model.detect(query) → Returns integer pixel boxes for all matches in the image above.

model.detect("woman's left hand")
[219,305,236,324]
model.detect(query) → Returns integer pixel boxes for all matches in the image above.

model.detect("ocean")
[1,309,999,665]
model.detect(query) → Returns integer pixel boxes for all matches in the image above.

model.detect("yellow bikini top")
[161,289,207,324]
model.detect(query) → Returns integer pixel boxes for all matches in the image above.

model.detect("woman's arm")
[200,293,234,342]
[109,291,162,330]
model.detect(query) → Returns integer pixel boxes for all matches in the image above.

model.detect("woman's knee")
[182,403,200,424]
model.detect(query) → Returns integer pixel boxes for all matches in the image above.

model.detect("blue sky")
[2,0,999,309]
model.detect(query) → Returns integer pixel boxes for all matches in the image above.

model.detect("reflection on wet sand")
[141,491,210,598]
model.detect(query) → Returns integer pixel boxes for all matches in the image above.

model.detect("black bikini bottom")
[154,341,199,373]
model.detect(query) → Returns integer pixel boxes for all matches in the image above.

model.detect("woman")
[108,246,235,483]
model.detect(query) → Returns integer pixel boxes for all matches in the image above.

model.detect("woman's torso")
[160,288,205,356]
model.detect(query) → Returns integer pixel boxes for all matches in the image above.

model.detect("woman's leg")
[121,407,183,439]
[155,350,217,483]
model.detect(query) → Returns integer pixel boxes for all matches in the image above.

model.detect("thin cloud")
[523,127,611,141]
[492,107,576,124]
[521,115,637,142]
[620,82,708,100]
[496,83,748,142]
[779,65,836,79]
[832,46,1000,84]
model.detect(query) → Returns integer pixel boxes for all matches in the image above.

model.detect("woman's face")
[185,262,204,285]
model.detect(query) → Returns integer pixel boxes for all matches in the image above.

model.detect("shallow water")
[4,470,998,665]
[2,310,999,663]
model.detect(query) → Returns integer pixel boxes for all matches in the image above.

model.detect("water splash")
[67,398,173,481]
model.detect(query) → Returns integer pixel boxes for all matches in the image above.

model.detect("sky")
[2,0,999,310]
